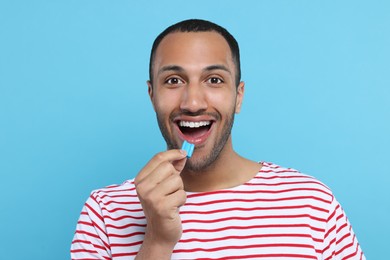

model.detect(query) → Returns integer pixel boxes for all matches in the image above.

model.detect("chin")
[184,161,207,174]
[184,151,218,173]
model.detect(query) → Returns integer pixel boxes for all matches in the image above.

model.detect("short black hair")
[149,19,241,86]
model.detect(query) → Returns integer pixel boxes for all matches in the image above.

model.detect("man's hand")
[134,149,187,259]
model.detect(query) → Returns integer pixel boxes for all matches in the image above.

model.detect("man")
[71,19,365,259]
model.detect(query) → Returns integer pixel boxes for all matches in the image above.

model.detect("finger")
[172,157,187,173]
[157,174,184,196]
[137,161,178,193]
[135,149,186,184]
[137,175,185,212]
[166,189,187,209]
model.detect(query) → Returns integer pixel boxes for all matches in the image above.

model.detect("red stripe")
[75,230,100,239]
[336,223,348,236]
[184,196,331,206]
[75,223,110,250]
[96,187,134,194]
[255,173,309,178]
[72,258,109,260]
[100,193,138,200]
[102,200,141,206]
[105,222,146,230]
[71,249,97,254]
[111,251,138,257]
[262,168,298,172]
[108,231,145,238]
[100,206,143,214]
[322,237,336,257]
[72,256,110,260]
[343,242,360,260]
[183,223,325,234]
[197,253,317,259]
[110,240,143,247]
[102,214,145,221]
[324,223,336,240]
[181,213,326,223]
[173,243,318,254]
[71,239,106,251]
[263,163,284,169]
[187,187,332,199]
[70,249,98,254]
[336,234,356,254]
[182,204,329,214]
[85,199,104,222]
[89,219,108,239]
[326,205,337,222]
[325,252,336,260]
[336,212,346,222]
[244,180,325,187]
[179,233,323,243]
[72,258,110,260]
[77,220,93,227]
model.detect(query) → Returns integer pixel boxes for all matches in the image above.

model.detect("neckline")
[185,161,268,195]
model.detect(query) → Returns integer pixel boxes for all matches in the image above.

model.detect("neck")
[181,138,261,192]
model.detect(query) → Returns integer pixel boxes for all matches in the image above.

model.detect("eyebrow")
[203,64,231,75]
[157,65,184,76]
[157,64,232,76]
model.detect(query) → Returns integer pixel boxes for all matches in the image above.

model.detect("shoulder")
[256,162,335,203]
[259,161,331,188]
[79,178,144,225]
[88,179,138,205]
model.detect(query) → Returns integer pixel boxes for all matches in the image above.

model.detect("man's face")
[148,31,244,171]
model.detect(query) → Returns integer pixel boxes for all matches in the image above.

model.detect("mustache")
[169,110,221,121]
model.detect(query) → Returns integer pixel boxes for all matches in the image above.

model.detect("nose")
[179,82,208,113]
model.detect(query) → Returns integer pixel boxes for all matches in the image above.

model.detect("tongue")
[181,126,209,139]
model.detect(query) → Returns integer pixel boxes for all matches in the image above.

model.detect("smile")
[176,120,214,145]
[179,121,211,128]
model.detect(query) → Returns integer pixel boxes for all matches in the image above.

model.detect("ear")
[147,80,156,112]
[235,81,245,114]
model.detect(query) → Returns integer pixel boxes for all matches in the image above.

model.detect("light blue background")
[0,0,389,259]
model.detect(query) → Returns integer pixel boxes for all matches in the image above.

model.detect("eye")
[165,77,184,85]
[207,77,223,84]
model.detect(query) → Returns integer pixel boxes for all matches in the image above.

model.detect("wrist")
[135,235,176,260]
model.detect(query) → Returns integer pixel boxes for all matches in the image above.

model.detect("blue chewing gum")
[181,140,195,158]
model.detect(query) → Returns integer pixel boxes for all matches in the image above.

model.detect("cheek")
[153,91,181,115]
[206,90,236,112]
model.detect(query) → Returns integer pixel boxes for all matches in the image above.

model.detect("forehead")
[153,31,234,73]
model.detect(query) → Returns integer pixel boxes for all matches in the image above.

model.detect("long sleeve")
[71,194,112,260]
[322,196,365,259]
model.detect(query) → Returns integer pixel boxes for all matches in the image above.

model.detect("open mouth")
[177,120,213,143]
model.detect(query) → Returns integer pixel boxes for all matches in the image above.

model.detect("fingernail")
[180,149,187,156]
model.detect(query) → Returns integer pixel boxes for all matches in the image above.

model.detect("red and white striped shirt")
[71,162,365,259]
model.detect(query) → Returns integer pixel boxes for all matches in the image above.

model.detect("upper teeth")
[179,121,211,128]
